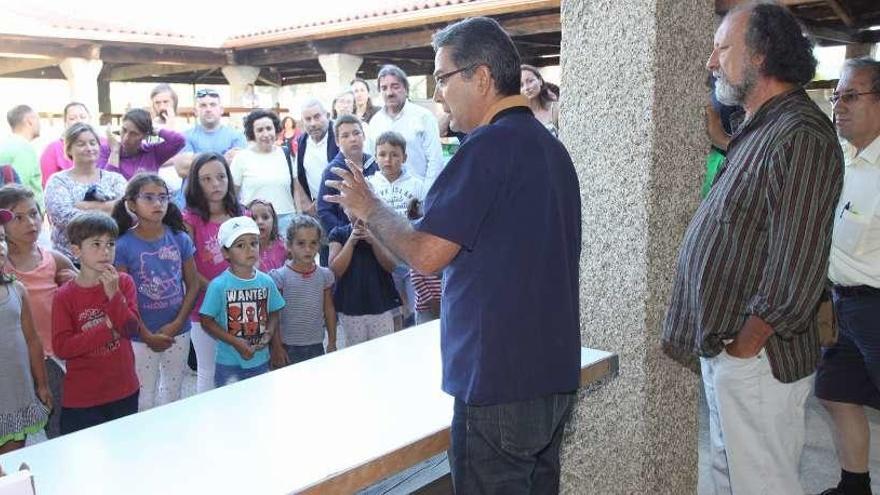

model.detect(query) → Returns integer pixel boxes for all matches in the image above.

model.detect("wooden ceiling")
[0,1,876,87]
[0,9,560,87]
[718,0,880,45]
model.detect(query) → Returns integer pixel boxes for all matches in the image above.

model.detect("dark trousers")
[44,358,65,439]
[60,391,139,435]
[284,343,325,365]
[449,392,575,495]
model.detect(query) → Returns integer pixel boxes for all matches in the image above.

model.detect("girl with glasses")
[111,173,199,411]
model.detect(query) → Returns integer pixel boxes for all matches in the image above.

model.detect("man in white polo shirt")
[369,65,444,191]
[815,57,880,495]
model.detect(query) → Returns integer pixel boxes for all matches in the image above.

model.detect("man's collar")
[740,87,803,131]
[478,95,530,127]
[850,134,880,166]
[198,123,222,133]
[309,130,328,145]
[384,99,408,120]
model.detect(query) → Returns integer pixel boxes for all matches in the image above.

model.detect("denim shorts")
[214,362,269,388]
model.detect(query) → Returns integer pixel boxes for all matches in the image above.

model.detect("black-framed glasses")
[828,91,880,106]
[196,89,220,98]
[433,64,478,87]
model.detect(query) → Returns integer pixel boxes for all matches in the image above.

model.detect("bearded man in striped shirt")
[662,3,843,494]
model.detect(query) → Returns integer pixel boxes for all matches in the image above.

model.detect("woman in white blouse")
[231,110,297,233]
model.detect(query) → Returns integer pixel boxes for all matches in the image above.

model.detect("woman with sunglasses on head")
[102,108,185,181]
[231,110,298,234]
[520,64,560,137]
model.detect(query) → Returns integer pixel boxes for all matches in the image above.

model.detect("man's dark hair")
[66,212,119,246]
[334,114,364,135]
[377,65,410,93]
[6,105,34,129]
[432,16,521,97]
[375,131,407,153]
[150,83,179,112]
[242,109,281,141]
[737,2,816,85]
[842,57,880,98]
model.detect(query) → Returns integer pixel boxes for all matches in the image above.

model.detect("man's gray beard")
[714,67,756,107]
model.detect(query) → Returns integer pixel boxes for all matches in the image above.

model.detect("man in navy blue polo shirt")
[323,16,581,493]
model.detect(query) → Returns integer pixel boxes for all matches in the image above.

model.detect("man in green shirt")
[0,105,43,206]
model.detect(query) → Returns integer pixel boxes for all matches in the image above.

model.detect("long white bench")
[0,321,617,494]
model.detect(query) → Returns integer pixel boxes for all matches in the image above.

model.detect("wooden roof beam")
[0,58,59,76]
[824,0,855,27]
[715,0,824,14]
[222,0,560,49]
[100,45,227,66]
[107,63,218,81]
[236,12,560,66]
[0,38,100,60]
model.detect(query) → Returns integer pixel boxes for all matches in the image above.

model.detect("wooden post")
[845,43,873,59]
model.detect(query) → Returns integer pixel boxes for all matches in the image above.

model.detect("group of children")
[0,129,443,454]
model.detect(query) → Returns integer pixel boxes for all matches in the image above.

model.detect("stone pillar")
[58,58,103,117]
[559,0,714,493]
[318,53,363,92]
[221,65,261,107]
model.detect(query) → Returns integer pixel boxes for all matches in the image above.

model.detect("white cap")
[218,216,260,248]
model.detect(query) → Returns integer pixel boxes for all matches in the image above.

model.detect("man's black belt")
[834,285,880,298]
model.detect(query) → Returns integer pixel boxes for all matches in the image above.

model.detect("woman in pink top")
[182,152,243,393]
[39,102,91,188]
[0,184,77,439]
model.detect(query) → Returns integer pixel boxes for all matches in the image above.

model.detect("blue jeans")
[449,392,575,494]
[214,362,269,388]
[284,343,324,365]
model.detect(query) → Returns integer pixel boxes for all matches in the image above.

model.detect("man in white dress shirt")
[815,57,880,495]
[369,65,445,191]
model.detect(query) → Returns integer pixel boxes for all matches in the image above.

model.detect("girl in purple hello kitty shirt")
[111,173,199,411]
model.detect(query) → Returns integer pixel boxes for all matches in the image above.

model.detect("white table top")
[0,321,617,495]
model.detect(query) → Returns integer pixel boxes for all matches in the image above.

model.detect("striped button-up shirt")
[662,88,843,383]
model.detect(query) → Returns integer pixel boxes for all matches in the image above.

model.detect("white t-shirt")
[230,146,295,214]
[368,170,424,217]
[303,133,330,200]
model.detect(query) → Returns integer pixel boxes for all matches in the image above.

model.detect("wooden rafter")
[108,63,217,81]
[237,12,559,66]
[824,0,855,27]
[0,57,59,76]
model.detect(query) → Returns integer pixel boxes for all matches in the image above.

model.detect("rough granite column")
[559,0,714,492]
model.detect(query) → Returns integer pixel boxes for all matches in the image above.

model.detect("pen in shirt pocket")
[841,201,859,218]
